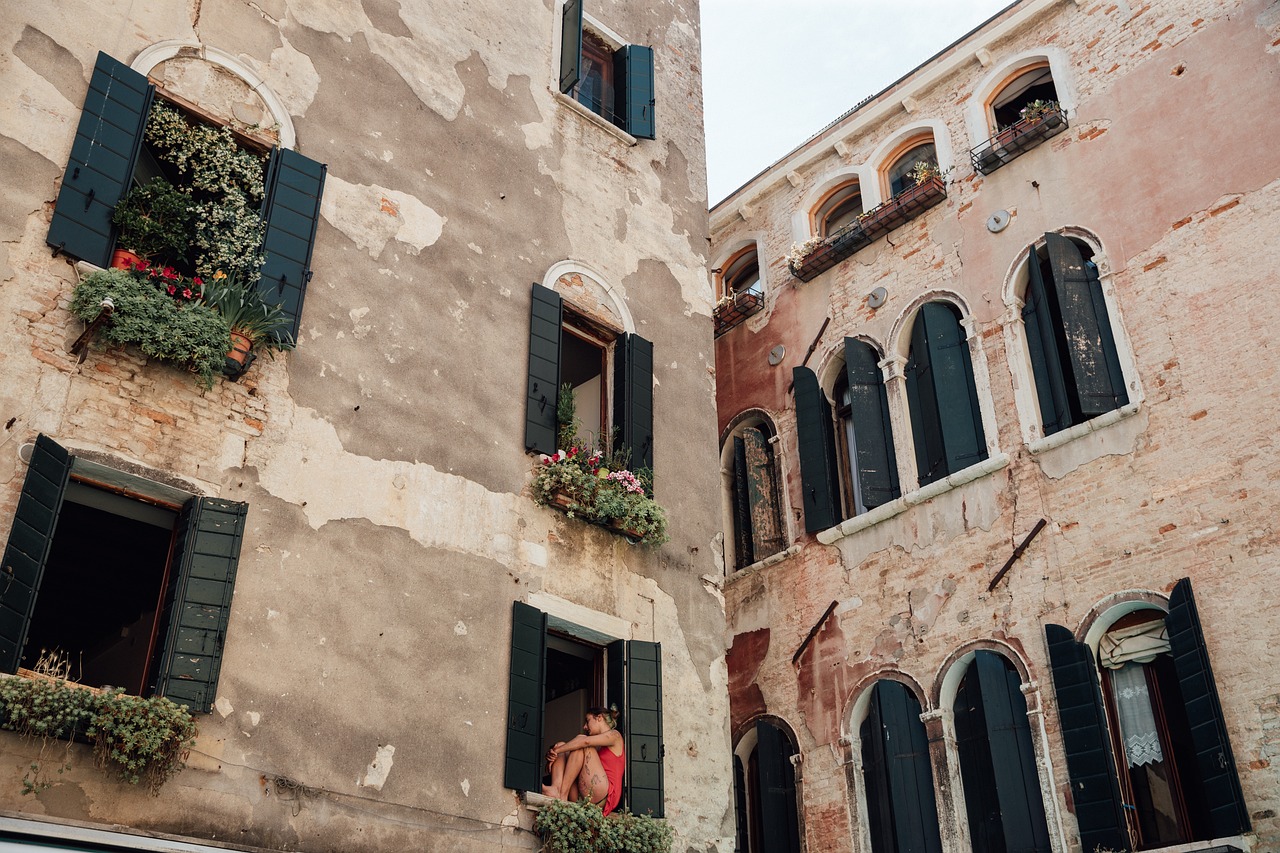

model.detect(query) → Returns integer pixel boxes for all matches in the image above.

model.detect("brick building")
[712,1,1280,852]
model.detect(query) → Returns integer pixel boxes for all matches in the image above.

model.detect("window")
[504,602,665,816]
[718,246,762,301]
[559,0,656,139]
[1021,234,1129,437]
[46,51,326,342]
[886,141,937,198]
[904,302,987,487]
[814,181,864,237]
[725,420,786,571]
[734,720,801,853]
[859,680,943,853]
[1044,579,1250,853]
[972,63,1067,175]
[525,283,654,471]
[833,339,899,518]
[990,64,1059,131]
[0,435,246,712]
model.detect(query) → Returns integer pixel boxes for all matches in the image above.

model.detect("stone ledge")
[1028,402,1142,455]
[724,544,802,584]
[551,90,638,147]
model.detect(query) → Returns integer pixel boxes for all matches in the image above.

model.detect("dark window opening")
[575,31,617,122]
[861,681,944,853]
[833,371,864,518]
[728,424,786,571]
[543,633,605,759]
[817,182,864,236]
[560,320,610,449]
[722,249,762,299]
[734,721,801,853]
[992,67,1059,129]
[888,142,937,197]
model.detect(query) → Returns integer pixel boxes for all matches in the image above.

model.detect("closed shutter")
[877,681,944,853]
[792,367,839,533]
[1043,624,1128,853]
[613,333,655,474]
[0,435,72,673]
[1022,246,1071,436]
[525,283,563,455]
[861,688,897,853]
[504,601,547,791]
[626,640,664,817]
[844,338,899,510]
[955,661,1004,853]
[755,721,801,853]
[1044,234,1128,417]
[614,45,656,139]
[257,147,327,342]
[742,427,785,561]
[731,437,754,570]
[153,498,247,714]
[559,0,583,94]
[1165,578,1250,837]
[926,303,987,476]
[905,308,946,486]
[734,755,749,853]
[46,52,154,267]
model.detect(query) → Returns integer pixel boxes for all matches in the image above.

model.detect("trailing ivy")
[534,799,673,853]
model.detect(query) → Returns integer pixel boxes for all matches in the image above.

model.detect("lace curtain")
[1110,662,1164,767]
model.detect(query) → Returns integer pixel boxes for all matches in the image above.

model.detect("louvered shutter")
[792,367,839,533]
[257,147,326,342]
[614,45,656,139]
[505,601,547,791]
[861,689,897,853]
[742,427,785,561]
[1022,246,1072,436]
[955,662,1004,853]
[525,283,563,455]
[905,310,947,486]
[1165,578,1250,837]
[925,303,987,476]
[559,0,583,93]
[755,721,801,853]
[878,681,944,853]
[153,498,247,714]
[844,338,899,510]
[1044,234,1128,417]
[1043,624,1128,853]
[626,640,664,816]
[46,52,154,267]
[614,333,655,474]
[731,437,754,570]
[0,435,72,673]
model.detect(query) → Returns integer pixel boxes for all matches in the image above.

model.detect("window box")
[970,106,1068,175]
[713,286,765,337]
[532,453,668,547]
[788,221,873,282]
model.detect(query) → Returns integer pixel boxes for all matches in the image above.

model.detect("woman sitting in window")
[542,707,626,815]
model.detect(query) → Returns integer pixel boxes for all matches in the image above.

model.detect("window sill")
[1027,402,1141,455]
[816,453,1010,545]
[552,90,637,146]
[725,544,801,583]
[1136,836,1250,853]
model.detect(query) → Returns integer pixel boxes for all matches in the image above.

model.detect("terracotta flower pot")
[110,248,143,271]
[227,331,253,366]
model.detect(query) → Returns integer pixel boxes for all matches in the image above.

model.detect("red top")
[597,745,625,815]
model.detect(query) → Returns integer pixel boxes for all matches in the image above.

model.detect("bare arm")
[546,730,622,766]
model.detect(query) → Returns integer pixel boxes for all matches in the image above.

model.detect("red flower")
[193,277,203,287]
[182,288,192,299]
[162,266,179,280]
[166,284,176,295]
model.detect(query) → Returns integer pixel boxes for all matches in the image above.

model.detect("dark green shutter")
[905,309,946,486]
[1165,578,1250,837]
[559,0,583,93]
[755,720,801,853]
[46,52,154,267]
[955,662,1004,852]
[626,640,664,816]
[876,681,944,853]
[792,366,839,533]
[1043,624,1128,853]
[844,339,899,510]
[734,755,749,853]
[906,303,986,484]
[0,435,72,673]
[153,497,247,713]
[731,437,753,569]
[1044,234,1128,417]
[861,688,897,853]
[1023,247,1071,436]
[257,147,326,342]
[614,333,655,473]
[505,601,547,791]
[614,45,655,139]
[526,283,563,455]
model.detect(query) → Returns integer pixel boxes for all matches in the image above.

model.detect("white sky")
[701,0,1015,206]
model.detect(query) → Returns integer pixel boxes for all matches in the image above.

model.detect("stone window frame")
[552,3,642,146]
[719,409,792,576]
[964,47,1077,147]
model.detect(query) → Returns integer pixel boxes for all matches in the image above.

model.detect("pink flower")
[182,288,192,299]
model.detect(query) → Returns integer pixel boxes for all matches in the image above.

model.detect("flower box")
[713,288,765,337]
[970,107,1068,175]
[532,450,668,547]
[858,175,948,241]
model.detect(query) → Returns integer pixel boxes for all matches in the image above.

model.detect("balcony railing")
[713,284,765,337]
[970,107,1068,175]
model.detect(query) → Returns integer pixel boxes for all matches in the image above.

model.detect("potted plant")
[1018,99,1061,127]
[200,272,295,373]
[109,177,193,269]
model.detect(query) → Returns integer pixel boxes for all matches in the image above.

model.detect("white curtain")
[1100,619,1170,669]
[1111,663,1164,767]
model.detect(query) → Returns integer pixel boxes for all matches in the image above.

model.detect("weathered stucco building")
[0,1,733,851]
[713,1,1280,852]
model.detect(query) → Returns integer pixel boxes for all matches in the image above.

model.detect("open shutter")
[505,601,547,791]
[861,689,898,853]
[792,367,839,533]
[614,45,656,139]
[734,755,750,853]
[731,437,754,570]
[46,52,154,267]
[755,721,801,853]
[614,333,655,474]
[559,0,584,93]
[879,681,944,853]
[257,147,326,342]
[844,338,899,510]
[626,640,664,816]
[924,303,987,476]
[742,427,785,561]
[1165,578,1250,837]
[153,498,246,714]
[1044,624,1129,853]
[0,435,72,673]
[525,283,563,455]
[1023,246,1072,436]
[905,310,947,486]
[1044,234,1128,417]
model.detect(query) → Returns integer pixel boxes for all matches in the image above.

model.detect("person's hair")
[587,706,618,730]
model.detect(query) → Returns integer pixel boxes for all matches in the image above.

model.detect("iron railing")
[970,107,1068,175]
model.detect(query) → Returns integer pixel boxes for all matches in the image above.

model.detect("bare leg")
[542,748,586,800]
[574,747,609,806]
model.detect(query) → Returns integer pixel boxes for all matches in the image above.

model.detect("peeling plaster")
[244,33,321,117]
[320,175,445,258]
[358,743,395,790]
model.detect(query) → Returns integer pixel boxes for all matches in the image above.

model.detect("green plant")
[0,653,95,794]
[88,690,197,794]
[558,382,582,451]
[532,448,668,546]
[111,177,193,261]
[71,268,232,389]
[534,799,672,853]
[201,272,295,353]
[908,159,947,185]
[1019,98,1060,123]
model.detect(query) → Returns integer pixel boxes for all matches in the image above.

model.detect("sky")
[701,0,1015,206]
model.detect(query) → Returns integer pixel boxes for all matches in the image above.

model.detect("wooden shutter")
[614,333,655,474]
[505,601,547,791]
[0,435,72,673]
[925,303,988,476]
[153,498,247,714]
[1165,578,1250,837]
[731,437,754,570]
[559,0,583,93]
[525,283,563,455]
[1022,246,1072,436]
[755,721,801,853]
[614,45,656,139]
[1044,234,1128,417]
[257,147,327,342]
[626,640,664,817]
[955,663,1004,853]
[742,427,785,561]
[734,755,750,853]
[905,309,947,486]
[843,338,899,510]
[46,52,154,267]
[877,681,944,853]
[861,690,898,853]
[1043,624,1128,853]
[792,367,839,533]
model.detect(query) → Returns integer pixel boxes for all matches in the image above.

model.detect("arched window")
[990,64,1059,131]
[815,180,864,236]
[904,302,987,486]
[725,419,786,571]
[833,340,899,517]
[1021,234,1128,436]
[887,141,937,198]
[734,720,802,853]
[860,681,943,853]
[953,651,1051,853]
[719,246,762,300]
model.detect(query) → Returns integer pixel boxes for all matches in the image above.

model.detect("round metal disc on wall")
[768,345,786,366]
[987,209,1011,233]
[867,287,888,309]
